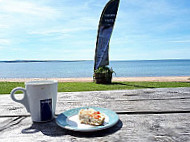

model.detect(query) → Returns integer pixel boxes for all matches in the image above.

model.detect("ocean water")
[0,60,190,78]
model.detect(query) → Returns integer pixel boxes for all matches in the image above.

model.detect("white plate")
[56,106,119,132]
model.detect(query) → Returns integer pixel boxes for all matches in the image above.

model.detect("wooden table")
[1,87,190,142]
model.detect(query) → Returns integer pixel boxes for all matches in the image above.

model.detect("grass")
[0,81,190,94]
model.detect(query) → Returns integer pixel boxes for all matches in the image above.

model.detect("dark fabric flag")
[94,0,120,70]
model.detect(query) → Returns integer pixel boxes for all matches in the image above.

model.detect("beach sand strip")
[0,76,190,82]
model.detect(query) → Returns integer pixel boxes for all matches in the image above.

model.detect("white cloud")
[0,0,99,38]
[0,0,58,19]
[0,39,11,45]
[29,26,95,35]
[125,0,179,16]
[0,46,4,50]
[0,24,9,28]
[118,0,190,34]
[169,40,190,43]
[157,47,190,59]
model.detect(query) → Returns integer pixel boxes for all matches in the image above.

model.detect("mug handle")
[10,87,30,112]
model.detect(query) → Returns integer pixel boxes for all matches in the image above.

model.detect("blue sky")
[0,0,190,61]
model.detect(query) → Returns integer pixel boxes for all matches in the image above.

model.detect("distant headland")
[0,60,88,63]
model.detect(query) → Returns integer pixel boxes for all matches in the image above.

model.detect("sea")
[0,59,190,78]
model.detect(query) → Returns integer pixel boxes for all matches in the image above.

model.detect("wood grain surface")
[0,87,190,141]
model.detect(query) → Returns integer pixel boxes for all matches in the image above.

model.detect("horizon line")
[0,58,190,63]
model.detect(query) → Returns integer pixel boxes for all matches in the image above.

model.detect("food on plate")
[78,108,105,126]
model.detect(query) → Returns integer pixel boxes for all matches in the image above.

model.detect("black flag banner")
[94,0,120,70]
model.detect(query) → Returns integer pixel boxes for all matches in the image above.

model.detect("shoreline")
[0,76,190,82]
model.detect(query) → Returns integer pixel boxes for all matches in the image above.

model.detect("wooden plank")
[0,87,190,116]
[0,113,190,142]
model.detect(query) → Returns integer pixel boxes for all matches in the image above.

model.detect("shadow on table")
[22,119,123,137]
[109,82,156,89]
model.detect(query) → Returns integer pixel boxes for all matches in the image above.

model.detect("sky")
[0,0,190,61]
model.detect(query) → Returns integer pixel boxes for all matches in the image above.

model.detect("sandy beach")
[0,76,190,82]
